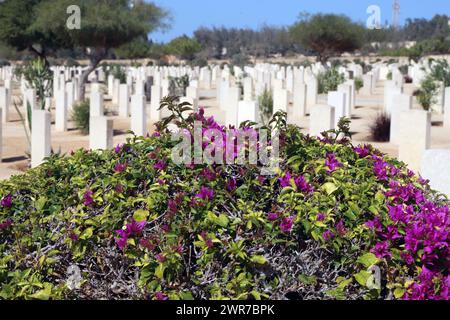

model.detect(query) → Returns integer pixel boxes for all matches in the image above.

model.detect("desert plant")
[318,67,345,94]
[354,77,364,93]
[258,89,274,124]
[416,76,438,111]
[369,112,391,142]
[72,100,91,134]
[0,105,448,300]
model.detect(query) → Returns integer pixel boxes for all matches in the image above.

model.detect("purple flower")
[226,177,237,192]
[200,167,216,181]
[154,292,168,300]
[322,230,334,241]
[114,162,127,173]
[280,217,294,233]
[316,213,326,221]
[354,145,371,158]
[68,232,79,242]
[154,160,167,171]
[267,212,279,221]
[371,241,392,259]
[83,190,94,207]
[115,237,128,251]
[325,153,342,173]
[1,194,12,208]
[294,176,315,194]
[152,132,161,137]
[335,220,347,236]
[0,219,13,230]
[365,216,382,232]
[195,186,214,201]
[114,144,123,154]
[155,253,166,263]
[279,172,292,188]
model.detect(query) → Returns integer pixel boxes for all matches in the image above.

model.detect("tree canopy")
[290,13,365,62]
[165,35,201,61]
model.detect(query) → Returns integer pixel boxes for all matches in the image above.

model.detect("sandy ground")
[1,80,450,180]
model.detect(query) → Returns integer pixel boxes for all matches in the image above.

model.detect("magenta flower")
[83,190,94,206]
[115,237,128,251]
[335,220,347,236]
[114,144,123,154]
[155,253,166,263]
[267,212,279,221]
[226,177,237,192]
[200,167,216,181]
[280,217,294,233]
[68,232,79,242]
[325,153,342,173]
[0,219,12,230]
[195,186,214,201]
[1,194,12,208]
[294,176,315,194]
[354,145,371,158]
[365,216,382,232]
[322,230,334,241]
[154,160,167,171]
[371,241,392,259]
[114,162,127,173]
[152,132,161,137]
[316,213,326,221]
[279,172,292,188]
[155,292,168,300]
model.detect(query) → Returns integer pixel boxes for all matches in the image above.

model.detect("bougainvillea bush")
[0,101,448,300]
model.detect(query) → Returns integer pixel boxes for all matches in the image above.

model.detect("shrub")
[72,100,91,135]
[318,67,345,94]
[354,77,363,93]
[369,112,391,142]
[416,76,438,111]
[429,59,450,87]
[0,102,448,300]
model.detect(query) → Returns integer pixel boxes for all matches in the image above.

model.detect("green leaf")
[133,209,149,222]
[216,214,229,228]
[29,284,51,300]
[79,227,93,240]
[357,253,379,268]
[354,270,372,286]
[394,287,406,299]
[155,263,166,279]
[250,255,267,265]
[322,182,338,195]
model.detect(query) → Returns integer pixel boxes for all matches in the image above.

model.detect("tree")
[290,13,364,62]
[114,37,152,60]
[30,0,169,100]
[166,35,201,61]
[0,0,63,62]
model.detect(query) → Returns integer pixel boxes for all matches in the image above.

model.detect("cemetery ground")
[2,76,450,180]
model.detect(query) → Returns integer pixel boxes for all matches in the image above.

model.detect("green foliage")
[72,100,91,134]
[429,59,450,87]
[416,76,438,111]
[165,35,201,61]
[318,67,345,94]
[258,89,273,124]
[110,65,126,84]
[0,103,448,300]
[290,13,365,62]
[354,77,364,93]
[114,37,152,60]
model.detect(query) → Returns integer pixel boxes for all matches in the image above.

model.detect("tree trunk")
[79,50,105,101]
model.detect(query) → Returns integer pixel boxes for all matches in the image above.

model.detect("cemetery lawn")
[0,110,448,300]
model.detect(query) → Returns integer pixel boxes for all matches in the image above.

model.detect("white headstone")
[237,100,259,124]
[0,87,10,123]
[119,84,130,117]
[89,116,113,150]
[398,110,431,172]
[309,105,335,137]
[31,110,51,168]
[390,94,413,144]
[55,90,68,132]
[90,91,104,117]
[131,95,147,136]
[421,150,450,197]
[327,91,346,127]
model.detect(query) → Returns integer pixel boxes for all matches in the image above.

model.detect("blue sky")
[150,0,450,43]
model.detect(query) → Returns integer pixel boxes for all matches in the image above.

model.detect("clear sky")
[150,0,450,43]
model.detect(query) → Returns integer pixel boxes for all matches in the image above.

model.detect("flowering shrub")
[0,102,448,300]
